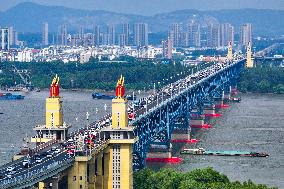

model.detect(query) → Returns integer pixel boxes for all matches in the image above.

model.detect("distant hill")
[0,2,283,36]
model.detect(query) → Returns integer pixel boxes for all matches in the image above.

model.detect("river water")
[0,91,283,188]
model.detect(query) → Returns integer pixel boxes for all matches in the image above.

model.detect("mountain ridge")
[0,2,283,36]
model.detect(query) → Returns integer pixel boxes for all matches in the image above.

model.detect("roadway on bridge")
[0,59,240,188]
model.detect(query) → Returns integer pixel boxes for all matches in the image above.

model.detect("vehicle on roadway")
[35,157,43,163]
[6,166,15,172]
[51,146,57,151]
[54,148,61,153]
[6,170,16,179]
[46,151,53,158]
[23,159,31,168]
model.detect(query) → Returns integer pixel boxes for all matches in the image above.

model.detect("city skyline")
[0,0,284,15]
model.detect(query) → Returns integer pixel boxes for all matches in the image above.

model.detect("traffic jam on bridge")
[0,57,240,187]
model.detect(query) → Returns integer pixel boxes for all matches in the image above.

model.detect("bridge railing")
[0,155,74,189]
[130,60,240,126]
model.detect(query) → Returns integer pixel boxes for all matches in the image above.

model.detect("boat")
[180,148,269,157]
[0,93,25,100]
[230,97,241,103]
[92,93,115,100]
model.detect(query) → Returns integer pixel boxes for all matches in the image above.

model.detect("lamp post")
[86,112,90,127]
[39,130,42,146]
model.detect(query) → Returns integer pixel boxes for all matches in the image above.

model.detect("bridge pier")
[190,115,211,129]
[171,129,199,143]
[204,107,222,117]
[147,143,172,159]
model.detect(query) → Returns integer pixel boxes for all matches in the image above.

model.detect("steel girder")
[132,60,245,170]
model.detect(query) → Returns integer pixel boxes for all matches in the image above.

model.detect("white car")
[46,151,53,158]
[54,149,61,153]
[23,159,31,167]
[51,146,57,151]
[6,166,15,172]
[35,158,43,163]
[67,138,74,143]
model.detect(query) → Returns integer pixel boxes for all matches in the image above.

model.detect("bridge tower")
[102,75,136,189]
[227,41,233,61]
[246,41,253,68]
[31,75,71,145]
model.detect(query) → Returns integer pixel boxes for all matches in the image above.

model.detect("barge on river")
[181,148,269,157]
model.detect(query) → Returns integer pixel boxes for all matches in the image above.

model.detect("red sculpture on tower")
[115,75,125,98]
[50,74,60,97]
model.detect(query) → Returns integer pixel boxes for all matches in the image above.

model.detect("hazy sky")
[1,0,284,15]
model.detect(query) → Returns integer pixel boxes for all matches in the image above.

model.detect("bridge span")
[0,58,246,189]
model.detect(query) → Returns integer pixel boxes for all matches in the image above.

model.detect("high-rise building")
[107,25,116,45]
[8,27,14,47]
[207,24,220,48]
[187,23,201,47]
[42,22,49,46]
[240,23,252,46]
[121,23,130,45]
[79,26,84,38]
[220,23,234,47]
[162,38,173,59]
[94,25,100,46]
[179,32,189,47]
[14,31,18,46]
[57,24,68,45]
[1,28,9,50]
[102,33,110,45]
[118,34,127,46]
[169,23,183,47]
[134,23,148,46]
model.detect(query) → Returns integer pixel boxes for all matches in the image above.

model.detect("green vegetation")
[0,58,189,91]
[134,168,277,189]
[239,67,284,94]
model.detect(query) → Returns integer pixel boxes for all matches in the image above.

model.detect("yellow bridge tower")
[101,75,136,189]
[227,41,233,61]
[31,75,71,144]
[246,41,253,68]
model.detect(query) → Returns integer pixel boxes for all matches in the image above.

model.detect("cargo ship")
[180,148,269,157]
[0,93,25,100]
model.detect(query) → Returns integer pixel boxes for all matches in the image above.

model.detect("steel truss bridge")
[0,59,246,188]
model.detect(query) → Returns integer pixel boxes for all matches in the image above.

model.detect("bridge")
[0,52,247,188]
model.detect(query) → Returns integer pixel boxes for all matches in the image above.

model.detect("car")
[67,138,74,143]
[54,149,61,153]
[23,159,31,167]
[6,170,16,179]
[6,166,15,172]
[35,157,43,163]
[51,146,57,151]
[33,154,41,160]
[46,152,53,158]
[41,151,48,157]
